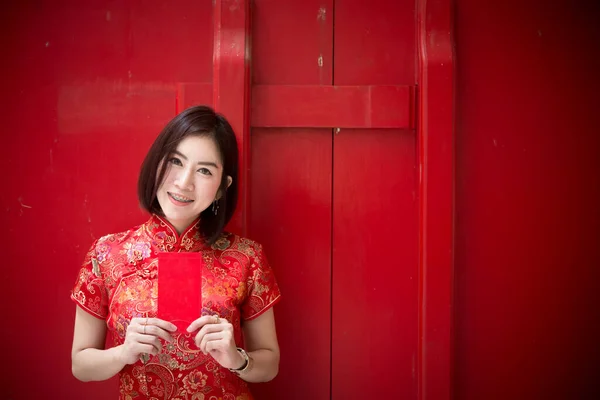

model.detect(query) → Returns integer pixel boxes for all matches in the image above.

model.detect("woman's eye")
[168,157,182,166]
[198,168,212,176]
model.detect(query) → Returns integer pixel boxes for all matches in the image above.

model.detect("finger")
[144,317,177,332]
[142,324,174,343]
[198,332,224,353]
[127,342,158,359]
[135,342,159,356]
[205,338,226,354]
[187,315,221,333]
[194,325,223,351]
[130,316,150,329]
[127,321,142,334]
[135,333,163,353]
[197,322,226,340]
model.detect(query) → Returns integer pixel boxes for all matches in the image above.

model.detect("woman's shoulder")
[210,231,265,258]
[91,222,146,251]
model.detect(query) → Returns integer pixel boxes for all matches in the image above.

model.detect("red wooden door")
[248,1,418,398]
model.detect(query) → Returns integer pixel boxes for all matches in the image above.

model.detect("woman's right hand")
[118,317,178,365]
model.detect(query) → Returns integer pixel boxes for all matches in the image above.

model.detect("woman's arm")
[71,306,126,382]
[71,306,177,382]
[189,308,280,383]
[239,307,280,382]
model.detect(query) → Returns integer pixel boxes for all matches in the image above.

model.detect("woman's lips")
[168,192,194,206]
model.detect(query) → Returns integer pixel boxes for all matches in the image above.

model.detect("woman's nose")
[174,168,194,190]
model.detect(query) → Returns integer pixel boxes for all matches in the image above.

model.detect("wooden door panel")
[331,1,418,398]
[332,128,418,399]
[249,128,333,400]
[250,2,334,397]
[334,0,416,85]
[252,0,333,85]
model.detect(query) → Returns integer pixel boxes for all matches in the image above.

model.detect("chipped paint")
[318,7,326,21]
[83,194,94,239]
[229,0,241,12]
[18,197,32,209]
[318,54,324,67]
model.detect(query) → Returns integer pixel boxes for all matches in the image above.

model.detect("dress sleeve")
[71,239,109,319]
[241,243,281,321]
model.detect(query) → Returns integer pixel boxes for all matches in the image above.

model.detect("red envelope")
[157,252,203,332]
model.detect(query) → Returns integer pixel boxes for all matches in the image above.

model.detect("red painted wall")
[2,0,599,399]
[454,0,600,398]
[1,2,213,399]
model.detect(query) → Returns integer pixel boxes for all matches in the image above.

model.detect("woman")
[71,106,281,399]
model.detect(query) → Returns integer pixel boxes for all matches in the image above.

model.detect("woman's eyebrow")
[172,150,220,169]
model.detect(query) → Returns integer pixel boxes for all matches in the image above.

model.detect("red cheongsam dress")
[71,214,281,400]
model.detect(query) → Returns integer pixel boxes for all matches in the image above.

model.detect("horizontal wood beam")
[251,85,414,129]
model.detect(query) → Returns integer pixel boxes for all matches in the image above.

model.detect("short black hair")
[137,105,239,244]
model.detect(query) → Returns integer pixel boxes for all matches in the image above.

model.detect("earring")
[212,199,219,215]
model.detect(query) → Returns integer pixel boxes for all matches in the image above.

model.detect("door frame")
[416,0,455,399]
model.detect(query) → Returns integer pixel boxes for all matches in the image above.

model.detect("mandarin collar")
[144,214,204,252]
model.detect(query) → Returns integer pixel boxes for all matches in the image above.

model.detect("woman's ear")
[216,176,233,200]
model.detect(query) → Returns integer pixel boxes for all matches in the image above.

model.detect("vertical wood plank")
[213,0,252,235]
[249,129,332,400]
[416,0,454,398]
[332,1,419,398]
[249,2,334,397]
[332,128,419,399]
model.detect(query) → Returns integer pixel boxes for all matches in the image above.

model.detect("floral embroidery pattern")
[151,380,165,397]
[124,241,152,263]
[212,237,231,251]
[96,241,112,262]
[183,370,208,392]
[71,214,281,400]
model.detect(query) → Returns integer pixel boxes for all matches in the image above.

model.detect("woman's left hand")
[186,315,245,370]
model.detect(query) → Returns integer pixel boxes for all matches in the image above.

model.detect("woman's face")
[156,135,224,234]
